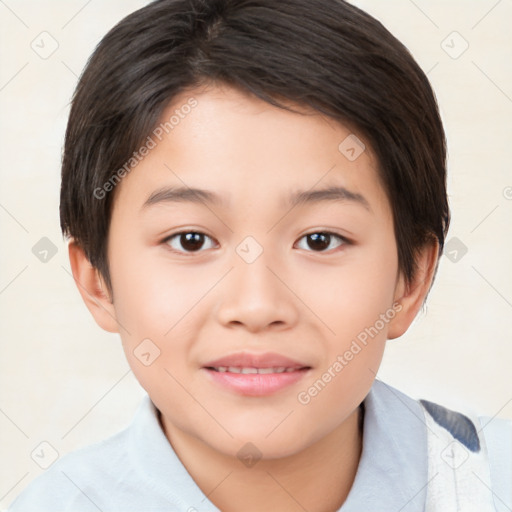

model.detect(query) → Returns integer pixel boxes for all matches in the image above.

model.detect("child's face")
[101,83,408,458]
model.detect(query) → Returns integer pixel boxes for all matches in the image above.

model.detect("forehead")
[112,83,390,218]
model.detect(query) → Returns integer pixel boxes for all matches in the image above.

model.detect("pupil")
[308,233,329,251]
[181,232,203,251]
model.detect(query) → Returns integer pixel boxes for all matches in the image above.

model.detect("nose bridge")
[235,235,277,294]
[215,234,298,331]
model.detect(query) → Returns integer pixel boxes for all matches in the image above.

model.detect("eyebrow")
[141,185,371,212]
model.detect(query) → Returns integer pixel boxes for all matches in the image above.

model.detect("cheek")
[301,249,398,343]
[109,252,200,396]
[110,246,202,334]
[294,264,395,437]
[109,248,219,387]
[293,238,398,409]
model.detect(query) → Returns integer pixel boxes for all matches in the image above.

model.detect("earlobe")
[68,240,119,333]
[387,240,439,340]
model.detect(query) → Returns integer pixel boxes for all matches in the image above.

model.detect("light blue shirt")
[8,379,510,511]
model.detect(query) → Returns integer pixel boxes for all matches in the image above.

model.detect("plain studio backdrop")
[0,0,511,507]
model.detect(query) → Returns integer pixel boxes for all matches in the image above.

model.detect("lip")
[203,351,309,369]
[202,351,311,397]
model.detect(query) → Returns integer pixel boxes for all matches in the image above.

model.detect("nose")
[215,247,299,333]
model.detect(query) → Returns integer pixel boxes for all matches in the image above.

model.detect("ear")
[68,240,119,333]
[387,240,439,340]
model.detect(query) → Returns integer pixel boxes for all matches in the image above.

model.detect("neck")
[161,404,364,512]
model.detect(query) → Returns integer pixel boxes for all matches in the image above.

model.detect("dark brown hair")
[60,0,450,297]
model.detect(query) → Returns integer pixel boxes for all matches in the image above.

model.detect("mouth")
[206,366,308,374]
[201,352,312,396]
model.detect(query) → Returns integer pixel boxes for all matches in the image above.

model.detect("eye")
[163,231,216,254]
[162,230,349,255]
[295,231,348,252]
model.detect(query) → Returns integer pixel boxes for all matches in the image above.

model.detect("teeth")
[214,366,300,374]
[240,367,258,374]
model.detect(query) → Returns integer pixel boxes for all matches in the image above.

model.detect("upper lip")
[202,352,310,370]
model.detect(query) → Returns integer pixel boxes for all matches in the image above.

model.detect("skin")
[69,83,438,512]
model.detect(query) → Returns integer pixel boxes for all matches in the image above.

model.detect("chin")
[201,426,314,462]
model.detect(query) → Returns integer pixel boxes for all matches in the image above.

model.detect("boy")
[9,0,511,510]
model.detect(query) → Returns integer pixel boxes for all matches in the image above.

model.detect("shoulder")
[7,428,133,512]
[418,395,511,467]
[7,395,170,512]
[478,413,512,511]
[418,392,512,510]
[369,379,512,459]
[368,380,511,509]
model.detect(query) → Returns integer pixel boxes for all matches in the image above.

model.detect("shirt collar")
[128,394,221,510]
[340,379,428,511]
[128,379,428,511]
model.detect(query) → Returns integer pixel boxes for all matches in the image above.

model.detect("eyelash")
[161,230,351,255]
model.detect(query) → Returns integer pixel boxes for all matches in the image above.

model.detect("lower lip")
[203,368,310,396]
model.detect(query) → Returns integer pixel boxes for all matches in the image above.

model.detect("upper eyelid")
[163,229,348,241]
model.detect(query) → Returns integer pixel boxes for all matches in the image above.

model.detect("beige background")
[1,0,511,507]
